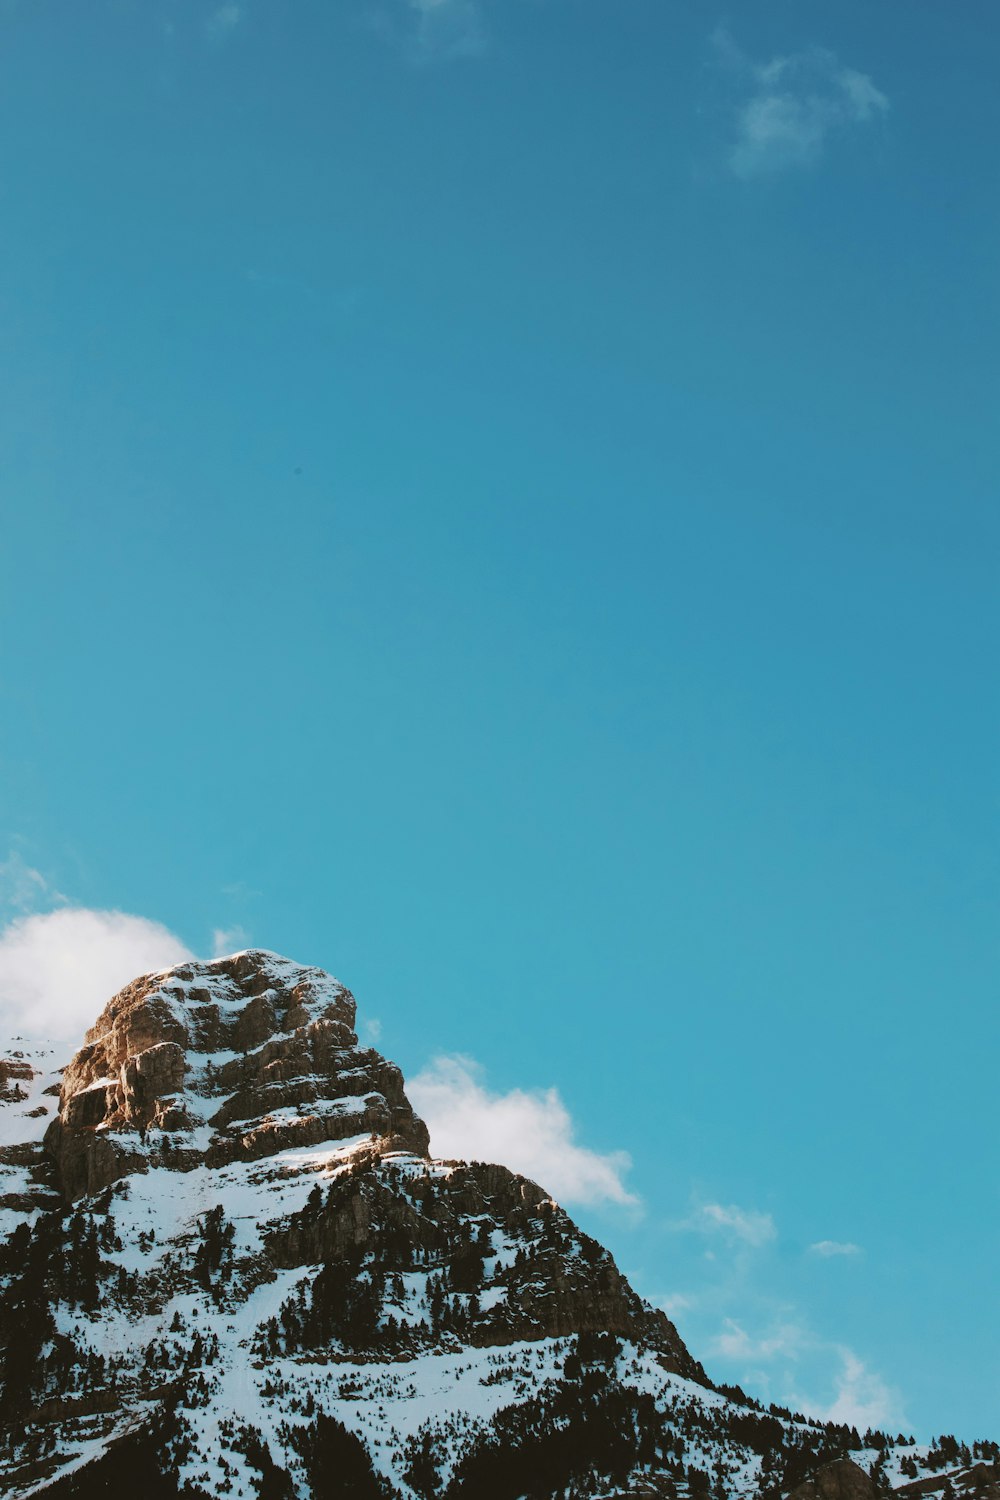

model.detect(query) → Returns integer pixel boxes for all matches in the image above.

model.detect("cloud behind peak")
[408,1054,639,1208]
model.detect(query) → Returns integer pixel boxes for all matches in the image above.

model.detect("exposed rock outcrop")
[0,1057,33,1105]
[44,950,429,1200]
[264,1146,699,1372]
[0,1047,62,1221]
[788,1460,878,1500]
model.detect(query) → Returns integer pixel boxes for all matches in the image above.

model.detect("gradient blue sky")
[0,0,997,1442]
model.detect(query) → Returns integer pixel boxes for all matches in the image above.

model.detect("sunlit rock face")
[44,950,430,1199]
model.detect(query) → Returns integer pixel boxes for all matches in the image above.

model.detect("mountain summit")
[0,954,994,1500]
[44,950,429,1201]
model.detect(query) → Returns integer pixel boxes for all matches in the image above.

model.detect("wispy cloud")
[811,1347,905,1430]
[408,1055,638,1208]
[412,0,485,59]
[211,925,250,959]
[0,907,194,1053]
[658,1292,692,1316]
[372,0,486,62]
[660,1196,903,1422]
[713,1316,805,1363]
[712,27,888,178]
[810,1239,863,1258]
[711,1316,905,1428]
[0,850,61,919]
[681,1200,778,1247]
[206,3,242,43]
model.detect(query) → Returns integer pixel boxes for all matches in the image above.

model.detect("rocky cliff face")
[786,1460,879,1500]
[0,953,994,1500]
[44,951,429,1200]
[0,1042,62,1224]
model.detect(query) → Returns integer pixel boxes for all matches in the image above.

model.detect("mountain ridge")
[0,952,994,1500]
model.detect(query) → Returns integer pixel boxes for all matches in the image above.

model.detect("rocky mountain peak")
[81,949,359,1053]
[45,950,429,1200]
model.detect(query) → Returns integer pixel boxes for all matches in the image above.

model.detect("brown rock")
[787,1459,878,1500]
[44,950,429,1200]
[264,1152,700,1378]
[0,1055,34,1103]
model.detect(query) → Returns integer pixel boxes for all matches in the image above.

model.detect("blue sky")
[0,0,997,1442]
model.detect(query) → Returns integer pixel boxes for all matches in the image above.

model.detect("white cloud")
[685,1201,777,1247]
[211,925,250,959]
[814,1348,904,1430]
[408,1055,638,1208]
[712,1316,805,1363]
[658,1292,692,1316]
[206,4,242,42]
[713,28,888,177]
[810,1239,863,1258]
[0,850,62,918]
[0,908,194,1054]
[710,1317,905,1430]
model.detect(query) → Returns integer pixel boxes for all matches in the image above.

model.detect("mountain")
[0,951,995,1500]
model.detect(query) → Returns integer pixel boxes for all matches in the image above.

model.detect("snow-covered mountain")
[0,952,995,1500]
